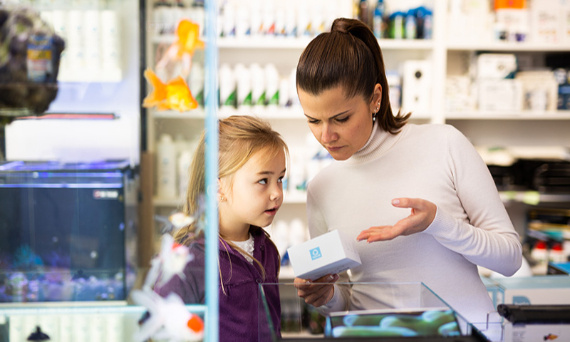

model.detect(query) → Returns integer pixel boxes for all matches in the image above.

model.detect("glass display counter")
[258,281,496,341]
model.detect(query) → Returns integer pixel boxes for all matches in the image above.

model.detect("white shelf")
[446,110,570,120]
[153,197,184,207]
[220,37,434,50]
[447,41,570,52]
[219,107,305,119]
[500,191,570,205]
[151,109,206,119]
[151,36,435,50]
[152,107,307,120]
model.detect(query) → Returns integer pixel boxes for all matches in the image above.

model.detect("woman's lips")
[326,145,343,152]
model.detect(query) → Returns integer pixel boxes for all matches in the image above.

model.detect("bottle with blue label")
[373,0,385,38]
[416,6,433,40]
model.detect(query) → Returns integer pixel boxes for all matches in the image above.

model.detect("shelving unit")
[145,0,570,266]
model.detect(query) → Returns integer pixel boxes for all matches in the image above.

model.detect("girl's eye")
[307,118,319,124]
[258,178,268,185]
[336,116,349,123]
[277,176,284,184]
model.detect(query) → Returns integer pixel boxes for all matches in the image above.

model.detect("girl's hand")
[293,274,339,307]
[356,198,437,242]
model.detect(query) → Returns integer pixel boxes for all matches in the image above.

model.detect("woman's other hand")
[356,198,437,242]
[293,274,339,307]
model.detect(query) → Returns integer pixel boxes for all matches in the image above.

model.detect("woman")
[293,18,522,324]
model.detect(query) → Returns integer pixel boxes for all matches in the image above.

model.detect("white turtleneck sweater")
[307,123,522,324]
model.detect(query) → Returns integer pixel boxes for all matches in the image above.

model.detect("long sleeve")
[424,127,522,276]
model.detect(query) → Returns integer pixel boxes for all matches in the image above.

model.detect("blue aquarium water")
[0,160,137,303]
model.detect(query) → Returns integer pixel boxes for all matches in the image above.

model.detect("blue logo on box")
[310,247,322,260]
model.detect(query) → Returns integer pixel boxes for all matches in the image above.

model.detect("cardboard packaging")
[287,230,361,281]
[493,275,570,306]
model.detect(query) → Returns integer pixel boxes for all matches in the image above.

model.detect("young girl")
[154,115,288,341]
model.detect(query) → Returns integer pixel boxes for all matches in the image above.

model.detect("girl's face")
[218,148,286,241]
[298,85,381,161]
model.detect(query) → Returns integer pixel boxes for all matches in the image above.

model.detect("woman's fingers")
[293,274,338,306]
[357,198,437,242]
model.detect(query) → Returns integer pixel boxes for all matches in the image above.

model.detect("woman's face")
[298,85,381,161]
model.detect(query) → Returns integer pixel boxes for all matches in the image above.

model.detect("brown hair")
[174,115,288,282]
[296,17,410,134]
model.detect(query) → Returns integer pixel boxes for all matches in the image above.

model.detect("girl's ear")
[217,178,227,202]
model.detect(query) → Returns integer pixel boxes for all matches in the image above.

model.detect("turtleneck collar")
[347,122,408,164]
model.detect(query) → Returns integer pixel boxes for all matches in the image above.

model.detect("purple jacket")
[154,228,281,341]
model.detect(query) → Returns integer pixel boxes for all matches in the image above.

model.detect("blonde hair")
[174,115,289,284]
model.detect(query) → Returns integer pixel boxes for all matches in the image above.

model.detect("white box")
[287,230,361,281]
[477,79,523,112]
[476,53,517,80]
[493,275,570,306]
[401,60,431,114]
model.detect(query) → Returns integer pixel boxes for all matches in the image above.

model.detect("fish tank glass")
[0,160,137,303]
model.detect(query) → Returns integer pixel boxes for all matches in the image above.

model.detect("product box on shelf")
[548,262,570,275]
[476,54,517,80]
[401,60,431,114]
[478,79,523,112]
[287,230,361,281]
[492,275,570,306]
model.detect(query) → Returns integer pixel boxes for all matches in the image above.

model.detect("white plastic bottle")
[177,150,193,198]
[265,63,280,109]
[219,63,236,108]
[189,62,204,107]
[250,63,266,108]
[156,134,177,199]
[235,63,252,109]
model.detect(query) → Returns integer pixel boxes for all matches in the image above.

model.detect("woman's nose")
[321,124,336,143]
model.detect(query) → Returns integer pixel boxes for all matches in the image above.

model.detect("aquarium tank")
[0,160,137,303]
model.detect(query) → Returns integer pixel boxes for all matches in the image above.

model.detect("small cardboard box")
[493,275,570,306]
[287,230,361,281]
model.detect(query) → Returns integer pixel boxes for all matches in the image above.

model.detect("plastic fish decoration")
[169,212,195,230]
[143,68,198,112]
[132,289,204,342]
[144,233,194,290]
[156,19,205,76]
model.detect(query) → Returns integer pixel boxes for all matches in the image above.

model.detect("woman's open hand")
[356,198,437,242]
[293,274,339,307]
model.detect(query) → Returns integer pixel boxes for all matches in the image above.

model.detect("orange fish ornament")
[175,19,205,59]
[156,19,205,76]
[143,68,198,112]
